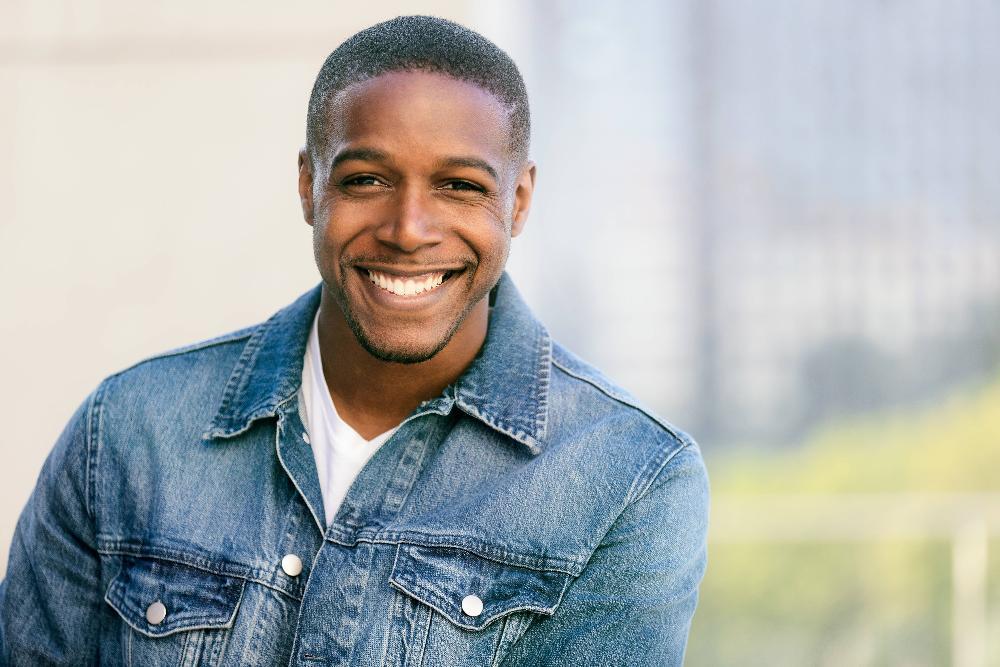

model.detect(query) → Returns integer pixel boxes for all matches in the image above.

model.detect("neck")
[315,291,488,440]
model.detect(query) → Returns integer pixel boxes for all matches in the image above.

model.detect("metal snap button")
[461,594,484,617]
[145,600,167,625]
[281,553,303,577]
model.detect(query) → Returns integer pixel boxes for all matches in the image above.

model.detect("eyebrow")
[329,147,390,172]
[439,156,499,182]
[329,148,499,182]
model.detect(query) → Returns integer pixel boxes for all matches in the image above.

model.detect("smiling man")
[1,16,709,667]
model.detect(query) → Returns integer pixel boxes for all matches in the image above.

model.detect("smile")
[365,269,455,297]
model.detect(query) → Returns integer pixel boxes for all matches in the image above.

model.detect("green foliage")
[687,378,1000,666]
[709,377,1000,494]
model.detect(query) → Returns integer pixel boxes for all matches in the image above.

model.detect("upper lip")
[355,264,464,277]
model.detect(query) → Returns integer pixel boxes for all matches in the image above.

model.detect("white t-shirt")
[299,313,398,526]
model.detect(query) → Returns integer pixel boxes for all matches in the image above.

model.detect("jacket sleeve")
[1,390,102,665]
[500,442,710,667]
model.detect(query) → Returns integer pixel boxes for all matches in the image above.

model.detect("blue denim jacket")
[1,274,708,666]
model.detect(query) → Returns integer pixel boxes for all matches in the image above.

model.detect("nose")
[374,184,443,253]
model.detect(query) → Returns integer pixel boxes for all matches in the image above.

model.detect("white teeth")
[366,269,448,297]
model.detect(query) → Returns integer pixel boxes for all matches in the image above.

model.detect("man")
[1,15,708,666]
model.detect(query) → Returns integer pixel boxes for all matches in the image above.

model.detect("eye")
[340,174,387,188]
[440,180,485,193]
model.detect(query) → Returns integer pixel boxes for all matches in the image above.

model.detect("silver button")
[461,594,483,617]
[145,600,167,625]
[302,432,310,444]
[281,553,303,577]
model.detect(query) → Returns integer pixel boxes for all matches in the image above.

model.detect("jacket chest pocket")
[388,544,572,666]
[104,556,246,667]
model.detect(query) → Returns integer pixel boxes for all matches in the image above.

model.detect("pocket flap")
[104,556,245,638]
[389,544,571,631]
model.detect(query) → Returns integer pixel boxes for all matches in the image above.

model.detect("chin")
[361,340,447,365]
[348,318,455,365]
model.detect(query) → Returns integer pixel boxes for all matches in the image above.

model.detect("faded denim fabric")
[1,274,709,666]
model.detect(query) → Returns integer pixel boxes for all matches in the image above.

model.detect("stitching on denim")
[102,327,257,385]
[451,317,552,454]
[214,323,268,429]
[550,347,693,444]
[178,627,195,666]
[629,439,700,505]
[414,596,432,666]
[327,531,584,575]
[490,614,506,666]
[211,607,236,664]
[378,572,403,667]
[550,347,698,507]
[86,381,107,524]
[124,620,133,666]
[95,542,303,601]
[389,576,555,632]
[105,584,239,640]
[533,329,551,444]
[274,409,326,534]
[388,578,489,631]
[454,401,542,455]
[205,323,307,440]
[492,612,534,667]
[287,535,325,665]
[379,422,435,515]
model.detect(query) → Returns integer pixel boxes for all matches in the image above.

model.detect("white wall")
[0,0,478,574]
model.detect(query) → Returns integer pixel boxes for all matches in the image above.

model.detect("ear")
[510,160,536,238]
[298,147,314,225]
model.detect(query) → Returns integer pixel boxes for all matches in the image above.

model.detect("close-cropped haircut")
[306,15,530,167]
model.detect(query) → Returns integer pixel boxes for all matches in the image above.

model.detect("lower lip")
[355,269,461,311]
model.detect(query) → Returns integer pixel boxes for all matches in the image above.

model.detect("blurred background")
[2,1,998,664]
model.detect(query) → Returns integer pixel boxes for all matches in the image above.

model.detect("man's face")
[299,70,534,364]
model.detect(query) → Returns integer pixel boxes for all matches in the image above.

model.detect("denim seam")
[104,574,245,638]
[275,406,326,535]
[101,328,256,385]
[414,599,432,667]
[629,440,698,506]
[326,533,584,575]
[451,317,551,454]
[550,351,693,445]
[287,541,326,665]
[388,579,492,631]
[213,323,268,431]
[453,401,541,455]
[109,611,243,640]
[388,545,571,632]
[532,327,551,444]
[389,577,550,632]
[85,381,107,524]
[95,544,303,601]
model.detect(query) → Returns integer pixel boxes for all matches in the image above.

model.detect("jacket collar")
[204,273,551,454]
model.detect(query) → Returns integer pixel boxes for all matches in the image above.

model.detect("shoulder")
[546,341,703,500]
[115,322,258,375]
[91,322,262,434]
[550,342,694,445]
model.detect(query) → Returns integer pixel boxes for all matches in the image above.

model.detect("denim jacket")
[1,274,709,666]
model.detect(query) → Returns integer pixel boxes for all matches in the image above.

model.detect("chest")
[93,408,598,666]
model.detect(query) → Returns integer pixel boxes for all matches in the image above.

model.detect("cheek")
[310,215,348,278]
[469,229,512,269]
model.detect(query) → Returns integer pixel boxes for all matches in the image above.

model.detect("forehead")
[323,70,512,164]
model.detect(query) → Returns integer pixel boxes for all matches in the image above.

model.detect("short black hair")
[306,15,530,167]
